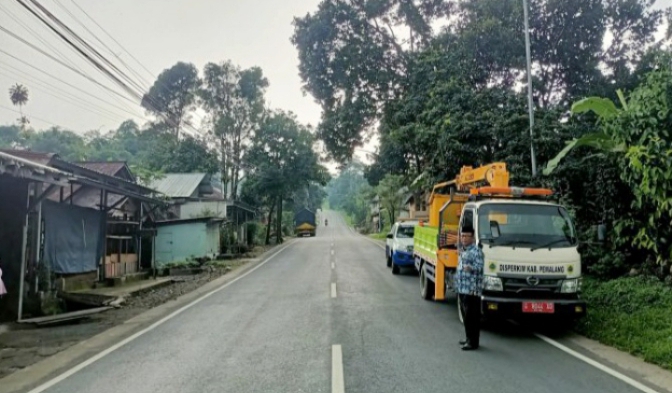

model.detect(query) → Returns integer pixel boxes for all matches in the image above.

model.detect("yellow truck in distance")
[413,162,587,323]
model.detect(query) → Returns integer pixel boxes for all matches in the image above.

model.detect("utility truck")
[413,162,586,322]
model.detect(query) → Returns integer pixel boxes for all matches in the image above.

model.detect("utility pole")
[523,0,537,177]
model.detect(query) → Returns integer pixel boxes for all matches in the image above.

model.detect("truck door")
[458,208,475,251]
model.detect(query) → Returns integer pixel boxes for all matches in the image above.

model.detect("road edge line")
[534,333,662,393]
[25,242,295,393]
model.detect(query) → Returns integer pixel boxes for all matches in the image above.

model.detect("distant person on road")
[455,226,484,350]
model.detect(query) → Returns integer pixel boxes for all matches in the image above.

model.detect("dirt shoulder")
[0,243,282,387]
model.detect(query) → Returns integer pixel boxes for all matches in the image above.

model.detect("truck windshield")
[396,226,415,238]
[477,204,577,248]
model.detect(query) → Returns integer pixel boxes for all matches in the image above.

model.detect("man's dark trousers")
[460,294,481,347]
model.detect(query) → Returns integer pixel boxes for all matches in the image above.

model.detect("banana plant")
[543,93,628,176]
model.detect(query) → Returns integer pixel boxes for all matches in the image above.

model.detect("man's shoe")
[459,339,468,345]
[461,344,478,351]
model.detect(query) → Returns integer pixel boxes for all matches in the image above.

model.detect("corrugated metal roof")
[0,149,56,165]
[75,161,127,177]
[148,173,207,197]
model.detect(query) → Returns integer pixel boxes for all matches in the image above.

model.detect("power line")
[26,0,147,96]
[53,0,153,91]
[62,0,210,128]
[68,0,158,84]
[0,51,145,120]
[0,68,134,123]
[0,103,70,128]
[0,26,142,107]
[0,2,78,70]
[15,0,145,103]
[8,0,250,168]
[3,0,143,116]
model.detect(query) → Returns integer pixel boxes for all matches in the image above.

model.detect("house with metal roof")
[0,150,164,322]
[148,173,256,248]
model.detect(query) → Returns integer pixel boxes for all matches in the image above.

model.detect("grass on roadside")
[576,275,672,371]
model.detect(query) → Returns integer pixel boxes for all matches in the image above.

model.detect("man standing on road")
[456,226,484,350]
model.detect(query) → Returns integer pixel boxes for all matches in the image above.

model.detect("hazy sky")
[1,0,671,166]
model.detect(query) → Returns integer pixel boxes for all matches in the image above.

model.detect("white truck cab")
[386,220,419,275]
[454,199,585,319]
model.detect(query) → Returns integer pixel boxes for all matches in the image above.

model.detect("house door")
[156,232,173,264]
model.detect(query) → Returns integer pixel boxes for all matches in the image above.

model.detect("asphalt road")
[33,211,661,393]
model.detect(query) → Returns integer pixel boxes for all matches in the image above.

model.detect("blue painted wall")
[155,222,220,266]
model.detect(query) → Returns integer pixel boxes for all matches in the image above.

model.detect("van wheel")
[386,253,392,267]
[391,260,400,275]
[420,267,434,300]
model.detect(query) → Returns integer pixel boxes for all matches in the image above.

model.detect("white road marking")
[332,345,345,393]
[331,249,335,256]
[331,262,335,269]
[26,243,294,393]
[331,283,337,298]
[535,333,662,393]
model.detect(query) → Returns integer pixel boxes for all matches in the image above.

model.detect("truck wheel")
[386,253,392,267]
[391,260,400,275]
[420,267,434,300]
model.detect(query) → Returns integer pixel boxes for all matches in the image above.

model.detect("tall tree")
[142,62,201,137]
[291,0,452,162]
[9,83,29,132]
[244,110,328,244]
[200,61,269,199]
[376,174,405,225]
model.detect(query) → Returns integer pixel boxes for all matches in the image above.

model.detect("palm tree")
[9,83,29,131]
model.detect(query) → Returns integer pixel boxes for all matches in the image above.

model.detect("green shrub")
[577,276,672,370]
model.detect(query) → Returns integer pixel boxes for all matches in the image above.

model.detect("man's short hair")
[462,226,475,235]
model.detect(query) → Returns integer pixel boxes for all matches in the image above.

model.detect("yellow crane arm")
[456,162,509,191]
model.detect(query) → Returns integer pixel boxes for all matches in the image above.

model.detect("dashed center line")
[331,283,337,298]
[331,262,335,269]
[331,249,334,256]
[332,345,345,393]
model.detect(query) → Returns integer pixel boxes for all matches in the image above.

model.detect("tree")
[200,61,269,199]
[291,0,452,162]
[145,133,220,174]
[9,83,29,132]
[376,174,405,225]
[545,55,672,269]
[142,62,201,137]
[294,0,668,162]
[27,127,89,161]
[244,110,328,244]
[0,125,22,148]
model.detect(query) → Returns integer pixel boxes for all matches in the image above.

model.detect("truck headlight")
[483,276,503,291]
[561,278,581,293]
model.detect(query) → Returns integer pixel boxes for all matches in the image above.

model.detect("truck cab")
[385,220,418,274]
[455,199,585,320]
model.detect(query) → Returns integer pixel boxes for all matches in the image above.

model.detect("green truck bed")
[413,225,438,262]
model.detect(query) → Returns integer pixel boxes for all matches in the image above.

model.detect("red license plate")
[522,302,555,313]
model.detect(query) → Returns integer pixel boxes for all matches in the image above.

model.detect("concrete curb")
[0,241,295,393]
[561,334,672,393]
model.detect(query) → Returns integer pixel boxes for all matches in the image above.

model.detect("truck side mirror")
[597,224,606,242]
[386,233,393,239]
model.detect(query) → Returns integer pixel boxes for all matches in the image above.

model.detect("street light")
[523,0,538,177]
